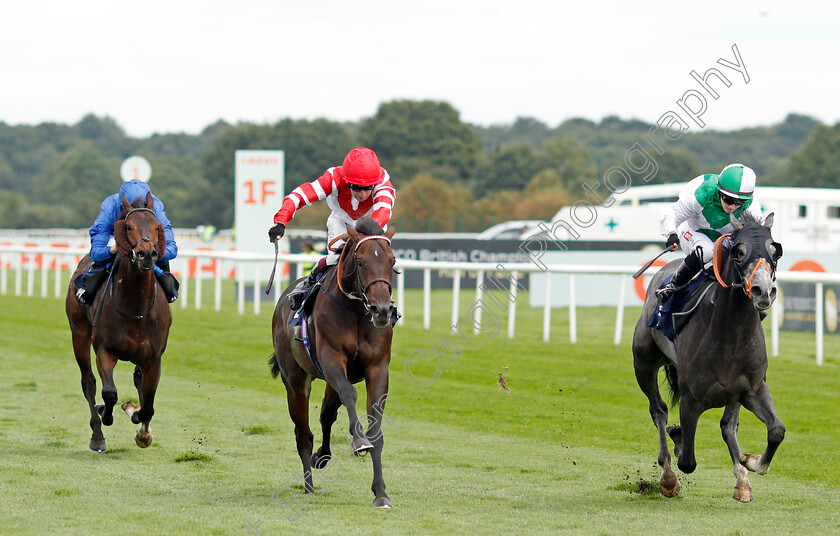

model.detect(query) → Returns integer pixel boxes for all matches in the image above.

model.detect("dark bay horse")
[270,217,397,508]
[65,192,172,452]
[633,212,785,502]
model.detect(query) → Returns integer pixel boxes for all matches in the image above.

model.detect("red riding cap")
[342,147,385,186]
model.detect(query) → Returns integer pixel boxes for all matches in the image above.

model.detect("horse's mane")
[354,216,384,236]
[119,197,149,220]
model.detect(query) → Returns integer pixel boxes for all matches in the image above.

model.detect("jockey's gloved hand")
[666,233,679,250]
[268,223,286,243]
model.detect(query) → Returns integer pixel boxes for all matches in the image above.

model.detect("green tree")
[33,142,119,227]
[476,141,548,193]
[543,135,598,192]
[358,100,482,184]
[784,122,840,188]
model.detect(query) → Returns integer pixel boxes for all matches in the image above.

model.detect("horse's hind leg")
[94,349,119,427]
[123,362,160,448]
[633,350,680,497]
[720,403,753,502]
[740,381,786,476]
[312,383,341,469]
[71,326,106,452]
[281,372,316,494]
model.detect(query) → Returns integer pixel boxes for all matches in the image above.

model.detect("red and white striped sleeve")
[370,171,396,227]
[273,168,338,225]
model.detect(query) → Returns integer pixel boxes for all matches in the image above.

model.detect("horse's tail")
[664,363,680,407]
[268,353,281,379]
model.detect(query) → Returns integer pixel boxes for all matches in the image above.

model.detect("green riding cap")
[718,163,756,200]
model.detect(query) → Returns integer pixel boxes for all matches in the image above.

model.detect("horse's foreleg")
[633,356,680,497]
[721,403,753,502]
[321,357,373,456]
[740,381,786,476]
[72,329,106,452]
[95,350,118,427]
[312,384,341,469]
[129,362,160,448]
[282,373,315,494]
[676,395,702,475]
[365,365,392,508]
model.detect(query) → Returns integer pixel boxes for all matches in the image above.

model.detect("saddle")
[647,271,716,343]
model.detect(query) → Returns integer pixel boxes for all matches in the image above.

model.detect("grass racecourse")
[1,281,840,535]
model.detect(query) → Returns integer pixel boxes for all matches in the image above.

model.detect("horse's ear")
[730,213,744,231]
[762,212,774,230]
[385,223,396,240]
[346,223,360,243]
[121,194,132,213]
[146,191,155,210]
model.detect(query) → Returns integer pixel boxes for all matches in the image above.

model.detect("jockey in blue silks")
[74,178,180,305]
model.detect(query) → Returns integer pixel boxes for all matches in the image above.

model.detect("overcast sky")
[2,0,838,138]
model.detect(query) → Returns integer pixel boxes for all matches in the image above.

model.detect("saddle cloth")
[647,273,715,343]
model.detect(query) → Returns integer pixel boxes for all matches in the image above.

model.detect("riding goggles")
[720,193,746,206]
[349,183,375,192]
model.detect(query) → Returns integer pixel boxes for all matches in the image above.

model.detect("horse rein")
[124,207,157,263]
[112,207,158,319]
[713,233,777,300]
[336,234,393,308]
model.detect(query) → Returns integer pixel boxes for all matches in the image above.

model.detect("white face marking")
[374,250,378,257]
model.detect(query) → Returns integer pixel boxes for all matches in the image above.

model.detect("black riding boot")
[655,253,702,305]
[74,262,109,306]
[289,265,321,311]
[157,272,179,303]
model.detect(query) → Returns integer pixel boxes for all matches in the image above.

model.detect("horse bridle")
[124,207,157,263]
[713,230,780,300]
[336,234,395,309]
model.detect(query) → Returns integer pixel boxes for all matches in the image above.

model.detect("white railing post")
[569,273,577,344]
[1,251,7,294]
[771,303,780,357]
[451,269,461,329]
[614,274,626,345]
[508,270,518,339]
[542,272,552,342]
[41,255,49,298]
[474,271,485,336]
[816,282,824,366]
[423,268,431,330]
[26,255,35,297]
[397,270,405,326]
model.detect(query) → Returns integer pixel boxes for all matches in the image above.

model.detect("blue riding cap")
[121,180,151,205]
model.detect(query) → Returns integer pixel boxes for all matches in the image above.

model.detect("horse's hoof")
[373,496,393,508]
[740,454,767,475]
[351,435,374,456]
[311,452,331,469]
[659,478,681,498]
[122,401,140,416]
[135,433,153,448]
[89,439,107,452]
[733,485,754,503]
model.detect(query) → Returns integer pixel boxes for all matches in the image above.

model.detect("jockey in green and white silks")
[656,163,763,304]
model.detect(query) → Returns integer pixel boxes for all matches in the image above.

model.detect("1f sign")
[235,150,285,269]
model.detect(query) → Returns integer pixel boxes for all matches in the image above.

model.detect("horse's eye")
[356,261,364,268]
[126,226,133,232]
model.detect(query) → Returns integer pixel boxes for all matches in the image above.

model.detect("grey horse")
[632,212,785,502]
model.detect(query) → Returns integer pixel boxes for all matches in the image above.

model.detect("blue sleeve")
[152,194,178,261]
[89,195,118,262]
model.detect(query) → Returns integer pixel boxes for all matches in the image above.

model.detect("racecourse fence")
[1,244,838,365]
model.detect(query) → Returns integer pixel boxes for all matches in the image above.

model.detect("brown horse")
[66,192,172,452]
[270,217,397,508]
